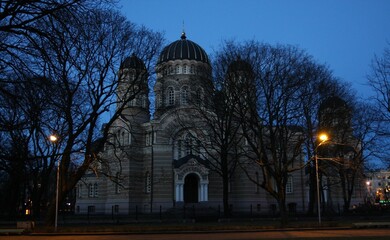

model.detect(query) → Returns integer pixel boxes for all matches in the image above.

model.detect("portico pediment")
[173,155,209,181]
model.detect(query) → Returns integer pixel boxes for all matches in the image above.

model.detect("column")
[204,184,208,201]
[199,183,208,202]
[175,184,183,202]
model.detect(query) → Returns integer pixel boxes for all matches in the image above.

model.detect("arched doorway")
[184,173,199,203]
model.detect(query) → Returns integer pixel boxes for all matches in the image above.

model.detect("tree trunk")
[222,167,230,217]
[278,198,288,228]
[307,166,316,215]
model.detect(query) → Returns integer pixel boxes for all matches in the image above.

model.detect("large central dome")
[158,33,209,64]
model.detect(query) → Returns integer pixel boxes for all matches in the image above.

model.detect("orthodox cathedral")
[75,33,365,216]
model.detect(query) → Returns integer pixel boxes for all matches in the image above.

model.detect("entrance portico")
[173,156,209,203]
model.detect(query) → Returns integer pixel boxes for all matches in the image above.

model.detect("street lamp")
[49,134,59,231]
[315,133,328,226]
[49,135,58,142]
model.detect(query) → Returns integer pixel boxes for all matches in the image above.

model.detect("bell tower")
[118,54,150,123]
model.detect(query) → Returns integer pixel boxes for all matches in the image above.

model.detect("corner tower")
[153,32,212,119]
[318,95,352,143]
[118,54,150,123]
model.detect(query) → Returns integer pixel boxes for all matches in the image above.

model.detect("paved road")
[1,229,390,240]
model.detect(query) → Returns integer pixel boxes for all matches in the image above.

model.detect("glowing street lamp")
[315,133,328,226]
[49,135,59,231]
[49,135,58,142]
[318,133,328,142]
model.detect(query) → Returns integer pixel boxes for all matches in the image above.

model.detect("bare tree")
[34,7,163,225]
[0,75,60,219]
[367,43,390,166]
[317,98,374,213]
[179,52,254,217]
[0,2,165,224]
[0,0,85,88]
[368,43,390,123]
[298,72,350,215]
[217,40,347,225]
[0,1,97,220]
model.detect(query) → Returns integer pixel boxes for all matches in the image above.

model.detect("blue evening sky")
[118,0,390,98]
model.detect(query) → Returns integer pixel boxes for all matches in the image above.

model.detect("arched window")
[77,184,82,198]
[185,134,192,155]
[196,88,203,106]
[181,86,189,105]
[177,140,182,159]
[145,172,151,193]
[167,87,174,106]
[156,94,161,108]
[141,95,146,108]
[115,132,120,146]
[88,183,93,197]
[190,65,195,74]
[194,139,200,155]
[115,172,121,194]
[286,175,293,193]
[94,183,98,197]
[183,65,188,74]
[176,65,181,74]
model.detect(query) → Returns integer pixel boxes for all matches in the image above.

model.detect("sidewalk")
[29,218,354,234]
[3,216,390,235]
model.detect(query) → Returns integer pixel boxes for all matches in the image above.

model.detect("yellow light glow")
[49,135,58,142]
[318,133,328,142]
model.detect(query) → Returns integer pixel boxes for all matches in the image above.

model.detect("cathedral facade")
[75,33,364,216]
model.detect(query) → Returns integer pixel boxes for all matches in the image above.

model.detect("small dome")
[227,57,253,74]
[120,54,146,70]
[319,96,349,111]
[158,32,209,64]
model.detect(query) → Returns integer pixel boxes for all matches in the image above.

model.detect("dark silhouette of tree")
[367,43,390,166]
[317,97,372,213]
[35,8,163,225]
[368,43,390,123]
[181,54,252,217]
[298,73,352,215]
[215,40,352,225]
[0,1,163,225]
[0,75,58,219]
[0,0,84,89]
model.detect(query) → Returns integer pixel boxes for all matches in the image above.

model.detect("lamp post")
[49,135,59,231]
[315,133,328,226]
